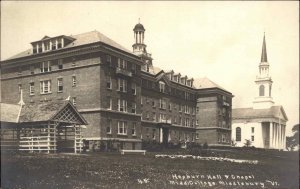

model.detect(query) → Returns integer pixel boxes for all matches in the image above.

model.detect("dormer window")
[31,35,74,54]
[44,41,50,51]
[52,39,57,50]
[57,40,62,49]
[159,81,165,93]
[173,76,178,82]
[37,44,42,53]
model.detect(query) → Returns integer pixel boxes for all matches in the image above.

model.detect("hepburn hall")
[0,22,233,153]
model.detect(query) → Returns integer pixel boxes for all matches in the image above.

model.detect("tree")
[244,139,252,147]
[286,124,299,151]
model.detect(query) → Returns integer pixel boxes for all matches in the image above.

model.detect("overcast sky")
[1,1,299,136]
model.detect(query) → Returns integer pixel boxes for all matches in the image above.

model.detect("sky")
[1,1,299,136]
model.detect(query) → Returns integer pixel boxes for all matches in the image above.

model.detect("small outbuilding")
[0,101,87,153]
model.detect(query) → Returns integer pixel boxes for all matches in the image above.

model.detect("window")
[40,61,51,73]
[179,117,182,125]
[131,83,136,95]
[118,121,127,135]
[196,119,199,125]
[152,129,156,140]
[107,97,112,110]
[185,118,190,127]
[72,76,77,87]
[131,63,136,74]
[29,82,35,95]
[44,41,50,51]
[168,103,172,110]
[117,58,127,69]
[152,100,156,107]
[222,121,226,128]
[131,102,136,114]
[33,46,37,54]
[72,97,76,106]
[118,78,127,92]
[159,99,166,109]
[251,135,254,141]
[17,67,22,75]
[40,80,51,94]
[259,85,265,96]
[185,105,190,114]
[185,92,190,100]
[222,134,226,142]
[30,66,35,74]
[179,104,182,112]
[159,114,166,122]
[107,120,112,134]
[106,76,112,89]
[153,112,156,121]
[57,78,63,92]
[159,81,165,93]
[106,55,111,63]
[118,99,127,112]
[196,133,199,139]
[58,59,63,69]
[132,123,136,136]
[173,116,177,124]
[251,127,254,133]
[18,84,22,94]
[236,127,241,142]
[72,58,76,66]
[37,43,42,52]
[51,40,56,50]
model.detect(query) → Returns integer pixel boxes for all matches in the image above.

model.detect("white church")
[232,34,288,150]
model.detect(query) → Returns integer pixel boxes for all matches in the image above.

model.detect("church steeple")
[261,33,268,63]
[253,33,274,109]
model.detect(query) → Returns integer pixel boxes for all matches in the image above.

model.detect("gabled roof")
[0,103,22,123]
[232,105,288,121]
[5,30,133,60]
[1,101,87,125]
[193,77,229,92]
[41,36,51,40]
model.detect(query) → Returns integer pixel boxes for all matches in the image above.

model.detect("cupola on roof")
[133,23,145,31]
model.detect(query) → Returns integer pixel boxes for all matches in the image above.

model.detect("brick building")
[0,22,233,151]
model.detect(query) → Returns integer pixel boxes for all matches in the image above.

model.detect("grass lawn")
[1,148,299,189]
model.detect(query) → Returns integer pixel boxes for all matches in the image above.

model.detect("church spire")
[261,33,268,62]
[253,33,274,109]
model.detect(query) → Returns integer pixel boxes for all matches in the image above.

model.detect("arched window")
[259,85,265,96]
[236,127,241,142]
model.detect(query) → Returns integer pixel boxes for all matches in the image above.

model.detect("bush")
[188,144,202,156]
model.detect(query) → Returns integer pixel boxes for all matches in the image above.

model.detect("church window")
[259,85,265,96]
[236,127,241,141]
